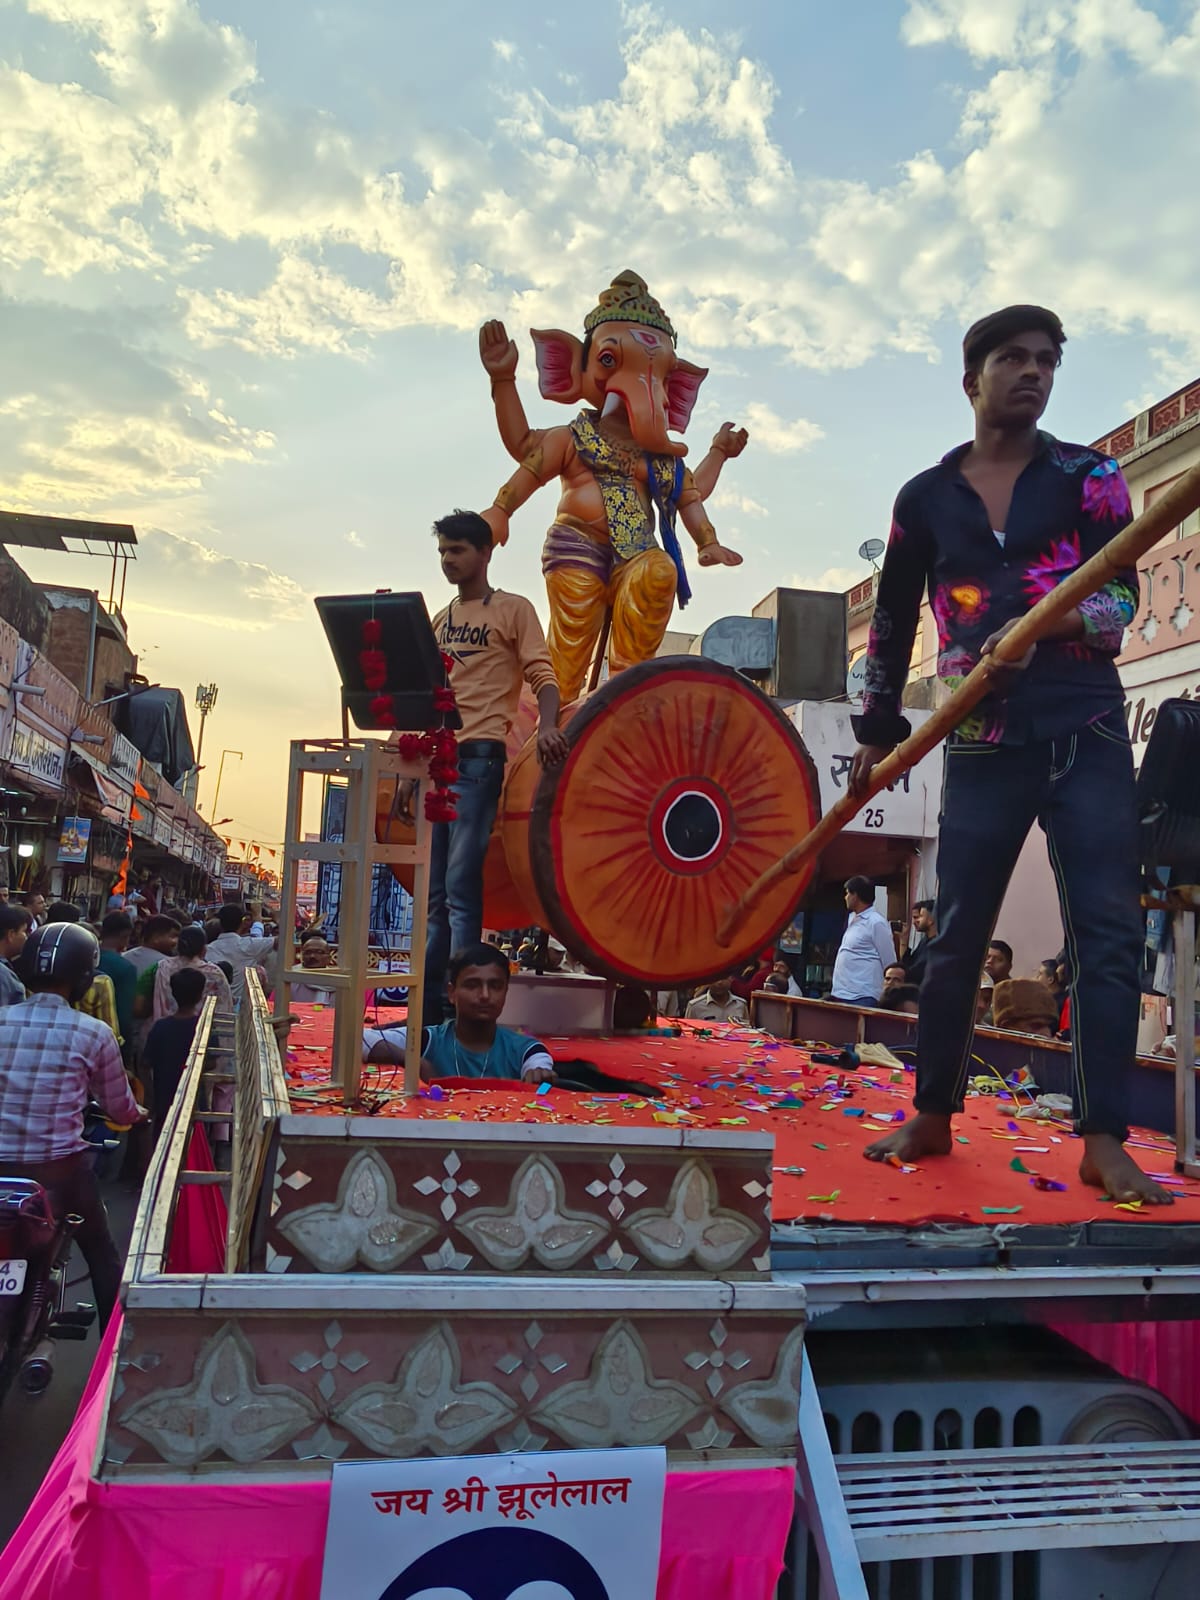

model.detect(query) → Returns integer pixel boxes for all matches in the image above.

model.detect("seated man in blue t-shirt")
[363,941,553,1085]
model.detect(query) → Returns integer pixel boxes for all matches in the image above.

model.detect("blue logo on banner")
[379,1526,610,1600]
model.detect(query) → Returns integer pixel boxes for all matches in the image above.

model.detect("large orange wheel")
[527,656,821,985]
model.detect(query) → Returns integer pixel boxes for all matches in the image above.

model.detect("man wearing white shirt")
[830,876,896,1006]
[207,902,277,1004]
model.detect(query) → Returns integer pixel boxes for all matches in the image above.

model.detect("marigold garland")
[362,621,459,821]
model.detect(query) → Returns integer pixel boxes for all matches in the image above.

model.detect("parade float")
[6,278,1200,1600]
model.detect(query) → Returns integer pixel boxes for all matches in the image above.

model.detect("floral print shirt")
[853,433,1137,747]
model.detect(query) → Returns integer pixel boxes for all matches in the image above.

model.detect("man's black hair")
[144,913,182,940]
[913,898,935,915]
[0,903,32,936]
[178,925,207,959]
[217,902,246,933]
[988,939,1014,963]
[962,305,1066,374]
[169,966,207,1008]
[447,941,510,983]
[46,900,82,924]
[100,910,134,939]
[844,875,875,904]
[880,983,921,1012]
[433,510,493,552]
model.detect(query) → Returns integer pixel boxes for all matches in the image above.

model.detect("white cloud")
[742,402,823,455]
[126,527,308,633]
[344,529,364,548]
[182,255,411,357]
[710,488,768,517]
[786,565,860,594]
[4,0,1200,492]
[0,294,273,510]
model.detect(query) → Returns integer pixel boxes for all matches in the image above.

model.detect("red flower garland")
[363,618,459,821]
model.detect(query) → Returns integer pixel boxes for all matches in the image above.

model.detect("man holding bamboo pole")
[850,305,1172,1205]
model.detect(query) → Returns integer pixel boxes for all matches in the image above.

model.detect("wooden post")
[405,790,431,1097]
[332,748,373,1103]
[274,740,433,1109]
[274,747,305,1023]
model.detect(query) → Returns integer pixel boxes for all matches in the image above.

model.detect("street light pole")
[194,683,219,788]
[211,749,242,822]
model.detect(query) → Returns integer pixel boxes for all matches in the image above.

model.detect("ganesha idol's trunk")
[603,375,688,458]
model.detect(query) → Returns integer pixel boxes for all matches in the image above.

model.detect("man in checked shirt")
[0,923,146,1328]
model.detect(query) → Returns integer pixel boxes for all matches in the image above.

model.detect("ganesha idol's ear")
[666,360,708,433]
[531,328,585,404]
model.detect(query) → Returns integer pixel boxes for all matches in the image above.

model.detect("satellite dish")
[858,538,885,564]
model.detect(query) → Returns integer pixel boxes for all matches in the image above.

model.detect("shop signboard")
[793,701,944,839]
[109,732,140,790]
[1119,638,1200,770]
[8,718,67,792]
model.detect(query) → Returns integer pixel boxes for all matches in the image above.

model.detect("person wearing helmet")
[0,923,145,1328]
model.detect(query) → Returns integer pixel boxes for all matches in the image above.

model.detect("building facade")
[1094,376,1200,766]
[0,529,225,915]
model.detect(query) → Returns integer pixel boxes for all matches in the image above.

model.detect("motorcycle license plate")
[0,1259,28,1296]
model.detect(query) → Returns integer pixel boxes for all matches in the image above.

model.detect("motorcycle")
[0,1179,98,1405]
[0,1108,118,1405]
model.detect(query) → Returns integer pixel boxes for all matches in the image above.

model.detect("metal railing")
[226,971,291,1269]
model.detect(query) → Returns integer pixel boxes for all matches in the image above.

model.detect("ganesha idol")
[479,269,748,702]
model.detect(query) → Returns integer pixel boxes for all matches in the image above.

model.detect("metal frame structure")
[274,737,432,1101]
[227,971,291,1270]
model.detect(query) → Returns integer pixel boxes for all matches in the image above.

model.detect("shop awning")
[68,750,130,825]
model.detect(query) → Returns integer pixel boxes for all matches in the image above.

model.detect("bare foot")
[1079,1134,1174,1205]
[864,1112,953,1163]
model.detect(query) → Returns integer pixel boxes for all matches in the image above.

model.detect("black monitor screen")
[313,590,461,732]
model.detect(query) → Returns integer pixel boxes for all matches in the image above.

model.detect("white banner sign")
[320,1447,665,1600]
[793,701,944,840]
[8,718,66,789]
[1119,642,1200,770]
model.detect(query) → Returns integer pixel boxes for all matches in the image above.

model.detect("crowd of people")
[823,876,1074,1040]
[0,892,292,1328]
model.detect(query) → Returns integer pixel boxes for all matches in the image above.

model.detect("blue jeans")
[422,753,505,1023]
[917,710,1141,1141]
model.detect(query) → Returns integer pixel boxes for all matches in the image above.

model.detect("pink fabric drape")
[164,1126,228,1274]
[1,1104,792,1598]
[0,1325,793,1600]
[2,1294,791,1600]
[1051,1320,1200,1425]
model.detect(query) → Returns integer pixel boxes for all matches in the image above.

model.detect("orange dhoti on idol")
[478,270,749,700]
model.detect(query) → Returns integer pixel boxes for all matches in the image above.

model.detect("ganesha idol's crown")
[583,269,676,344]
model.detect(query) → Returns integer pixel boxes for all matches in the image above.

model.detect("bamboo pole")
[716,459,1200,947]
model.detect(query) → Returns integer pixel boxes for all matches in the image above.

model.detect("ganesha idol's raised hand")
[478,270,750,703]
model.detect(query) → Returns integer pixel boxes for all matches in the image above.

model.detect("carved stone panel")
[105,1299,803,1475]
[256,1128,773,1278]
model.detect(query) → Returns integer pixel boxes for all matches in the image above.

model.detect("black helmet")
[15,923,100,1004]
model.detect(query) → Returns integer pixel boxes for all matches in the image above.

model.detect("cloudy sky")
[3,0,1199,845]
